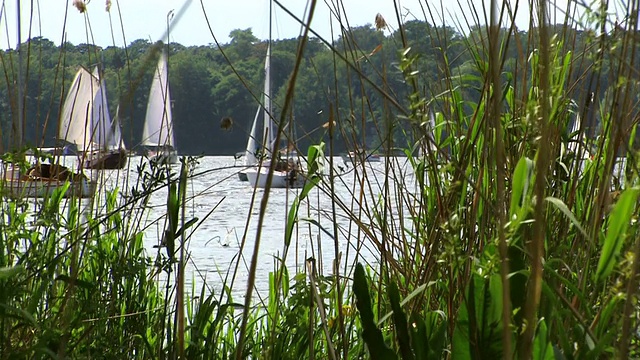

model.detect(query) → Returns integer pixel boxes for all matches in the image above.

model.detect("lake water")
[86,155,416,303]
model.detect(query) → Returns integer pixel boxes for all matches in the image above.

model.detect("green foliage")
[2,0,640,358]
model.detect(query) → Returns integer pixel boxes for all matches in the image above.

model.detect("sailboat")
[238,46,272,181]
[243,0,305,188]
[81,67,128,169]
[340,150,381,165]
[242,48,304,188]
[141,48,178,165]
[1,3,94,198]
[58,66,125,169]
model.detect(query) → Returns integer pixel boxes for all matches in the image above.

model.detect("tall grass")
[2,0,640,358]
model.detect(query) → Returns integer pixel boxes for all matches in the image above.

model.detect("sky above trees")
[0,0,566,50]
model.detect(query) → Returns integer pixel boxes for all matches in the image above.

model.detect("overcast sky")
[0,0,588,50]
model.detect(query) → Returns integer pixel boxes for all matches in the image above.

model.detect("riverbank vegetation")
[2,0,640,358]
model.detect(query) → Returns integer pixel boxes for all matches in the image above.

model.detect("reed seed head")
[220,117,233,130]
[73,0,87,13]
[375,13,387,30]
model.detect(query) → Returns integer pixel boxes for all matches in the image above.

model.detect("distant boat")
[58,66,127,169]
[567,108,592,160]
[340,150,381,165]
[141,48,178,165]
[245,1,305,189]
[83,67,127,169]
[238,79,263,181]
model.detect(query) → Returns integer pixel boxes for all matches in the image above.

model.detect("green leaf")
[378,283,428,325]
[284,143,325,246]
[545,197,589,239]
[533,319,555,360]
[452,274,504,359]
[510,156,534,222]
[0,265,23,280]
[353,263,397,360]
[175,217,198,238]
[595,187,640,282]
[388,282,414,360]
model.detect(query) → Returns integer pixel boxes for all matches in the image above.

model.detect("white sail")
[244,106,260,166]
[59,67,103,152]
[244,45,273,167]
[568,112,581,154]
[110,105,126,150]
[262,44,276,155]
[141,49,175,148]
[91,66,125,151]
[92,67,114,151]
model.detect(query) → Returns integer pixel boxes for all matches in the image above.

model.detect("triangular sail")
[59,67,103,152]
[262,44,276,156]
[244,45,274,166]
[568,113,582,154]
[110,105,126,150]
[141,49,175,149]
[244,106,260,166]
[92,66,117,151]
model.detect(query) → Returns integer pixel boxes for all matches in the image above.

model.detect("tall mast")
[15,0,24,150]
[266,0,274,154]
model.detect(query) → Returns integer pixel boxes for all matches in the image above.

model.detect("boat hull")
[2,178,96,198]
[82,148,128,169]
[245,167,305,188]
[340,152,381,164]
[2,164,96,198]
[148,149,178,165]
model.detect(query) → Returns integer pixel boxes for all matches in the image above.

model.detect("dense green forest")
[0,20,632,155]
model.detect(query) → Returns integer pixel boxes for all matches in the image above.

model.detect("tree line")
[0,20,632,155]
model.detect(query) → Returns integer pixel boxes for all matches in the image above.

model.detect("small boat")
[340,150,381,165]
[245,158,305,189]
[141,48,178,165]
[1,162,95,198]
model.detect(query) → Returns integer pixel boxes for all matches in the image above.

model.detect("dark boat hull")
[83,149,128,170]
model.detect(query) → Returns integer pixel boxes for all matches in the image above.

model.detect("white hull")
[148,149,178,165]
[245,167,305,188]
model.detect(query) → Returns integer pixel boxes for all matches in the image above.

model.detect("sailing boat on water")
[1,5,94,198]
[141,48,178,165]
[241,0,304,188]
[244,53,304,188]
[238,45,274,181]
[58,66,127,170]
[82,67,127,169]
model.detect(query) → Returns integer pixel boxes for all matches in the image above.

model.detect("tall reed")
[2,0,640,358]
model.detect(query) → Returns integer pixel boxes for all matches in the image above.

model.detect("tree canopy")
[0,20,633,155]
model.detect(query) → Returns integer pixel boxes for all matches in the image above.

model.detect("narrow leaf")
[595,187,640,282]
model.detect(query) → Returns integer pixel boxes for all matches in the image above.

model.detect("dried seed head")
[220,117,233,130]
[375,13,387,30]
[105,0,112,12]
[73,0,87,13]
